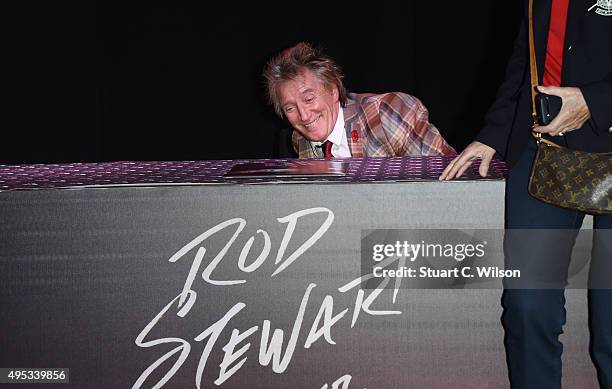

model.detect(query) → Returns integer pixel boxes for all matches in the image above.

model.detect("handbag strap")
[528,0,539,128]
[528,0,560,148]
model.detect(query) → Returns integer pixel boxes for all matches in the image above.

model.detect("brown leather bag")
[528,139,612,214]
[525,0,612,215]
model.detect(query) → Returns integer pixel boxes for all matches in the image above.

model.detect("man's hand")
[439,141,496,180]
[533,86,590,136]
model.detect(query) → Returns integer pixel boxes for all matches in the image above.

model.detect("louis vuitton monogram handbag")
[528,140,612,214]
[526,0,612,215]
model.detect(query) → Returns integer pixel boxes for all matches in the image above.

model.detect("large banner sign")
[0,182,597,388]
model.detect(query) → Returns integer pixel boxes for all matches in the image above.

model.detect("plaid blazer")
[292,92,456,158]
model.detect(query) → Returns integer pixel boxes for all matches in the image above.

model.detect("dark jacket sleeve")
[475,11,528,158]
[580,73,612,136]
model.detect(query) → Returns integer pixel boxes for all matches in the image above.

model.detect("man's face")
[276,69,339,142]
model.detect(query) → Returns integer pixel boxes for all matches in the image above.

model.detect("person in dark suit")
[263,42,455,158]
[441,0,612,387]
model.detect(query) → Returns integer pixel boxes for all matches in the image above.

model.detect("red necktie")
[542,0,569,86]
[322,141,333,158]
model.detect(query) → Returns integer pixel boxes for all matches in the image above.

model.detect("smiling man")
[263,42,455,158]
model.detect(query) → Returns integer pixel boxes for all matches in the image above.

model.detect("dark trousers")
[502,141,612,389]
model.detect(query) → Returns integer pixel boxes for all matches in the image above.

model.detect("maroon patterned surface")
[0,157,507,191]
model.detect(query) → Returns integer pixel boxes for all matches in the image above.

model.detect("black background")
[1,1,522,164]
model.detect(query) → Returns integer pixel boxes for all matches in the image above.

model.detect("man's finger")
[537,85,562,97]
[534,122,561,135]
[442,153,474,180]
[479,152,493,177]
[440,157,459,180]
[533,124,549,133]
[545,112,569,135]
[455,162,472,179]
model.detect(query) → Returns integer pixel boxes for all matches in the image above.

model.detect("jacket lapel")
[534,0,552,79]
[561,0,584,85]
[292,131,318,158]
[343,95,364,157]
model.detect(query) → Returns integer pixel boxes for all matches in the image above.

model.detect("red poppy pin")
[351,130,359,142]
